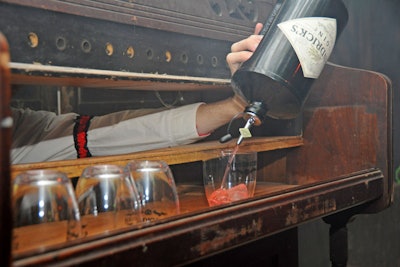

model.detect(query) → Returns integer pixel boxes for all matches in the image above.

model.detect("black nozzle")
[243,101,268,125]
[219,134,233,143]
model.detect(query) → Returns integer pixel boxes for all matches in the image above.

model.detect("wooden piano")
[0,1,393,266]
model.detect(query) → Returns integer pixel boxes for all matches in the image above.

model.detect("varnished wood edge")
[10,62,232,90]
[11,136,303,179]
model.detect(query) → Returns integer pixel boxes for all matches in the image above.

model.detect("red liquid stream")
[220,145,239,189]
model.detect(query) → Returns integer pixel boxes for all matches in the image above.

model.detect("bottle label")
[278,17,337,79]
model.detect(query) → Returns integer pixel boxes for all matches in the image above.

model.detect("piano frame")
[0,1,393,266]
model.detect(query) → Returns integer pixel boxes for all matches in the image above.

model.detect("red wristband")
[73,115,93,158]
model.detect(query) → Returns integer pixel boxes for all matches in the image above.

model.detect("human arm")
[196,23,264,135]
[195,95,247,135]
[11,104,206,163]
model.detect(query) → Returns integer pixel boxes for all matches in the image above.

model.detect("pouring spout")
[236,101,268,145]
[237,116,256,145]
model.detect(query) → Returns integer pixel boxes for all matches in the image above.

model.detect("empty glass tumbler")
[12,170,81,253]
[125,160,180,223]
[75,164,142,237]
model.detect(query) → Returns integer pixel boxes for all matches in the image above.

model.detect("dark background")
[330,0,399,183]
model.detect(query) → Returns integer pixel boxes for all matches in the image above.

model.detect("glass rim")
[14,169,69,185]
[80,164,125,179]
[125,160,170,172]
[221,149,257,155]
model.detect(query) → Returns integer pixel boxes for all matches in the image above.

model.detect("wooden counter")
[12,169,384,266]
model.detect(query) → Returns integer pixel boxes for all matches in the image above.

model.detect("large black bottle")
[232,0,349,120]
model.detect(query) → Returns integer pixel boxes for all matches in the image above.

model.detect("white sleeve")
[11,103,208,164]
[11,108,77,164]
[11,136,77,164]
[87,103,207,157]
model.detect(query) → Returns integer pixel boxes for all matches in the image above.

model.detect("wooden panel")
[330,0,400,188]
[0,32,12,267]
[287,63,393,212]
[0,1,275,79]
[1,0,276,42]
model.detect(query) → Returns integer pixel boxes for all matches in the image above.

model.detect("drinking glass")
[12,170,81,253]
[75,164,142,237]
[203,150,257,207]
[125,160,180,223]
